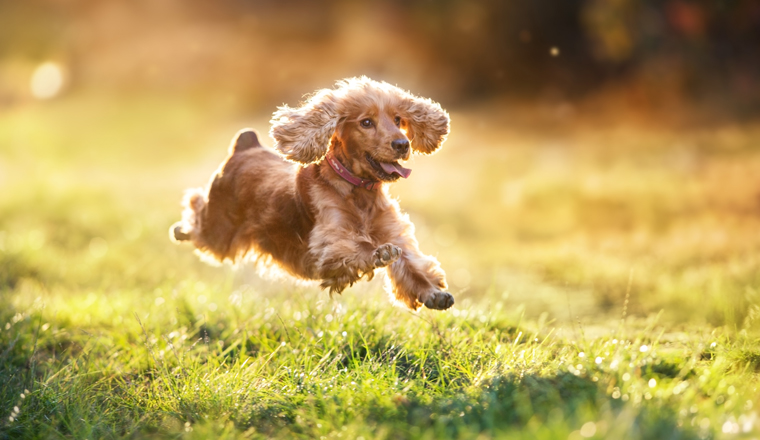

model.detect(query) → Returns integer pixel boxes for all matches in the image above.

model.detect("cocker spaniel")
[170,77,454,310]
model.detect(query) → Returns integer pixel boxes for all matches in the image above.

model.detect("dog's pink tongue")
[380,162,412,178]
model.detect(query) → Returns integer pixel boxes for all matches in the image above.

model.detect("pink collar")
[324,151,382,190]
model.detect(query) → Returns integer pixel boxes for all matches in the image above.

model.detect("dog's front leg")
[385,240,454,311]
[310,223,401,294]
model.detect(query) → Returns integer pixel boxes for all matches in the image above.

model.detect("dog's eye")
[394,116,401,126]
[360,118,373,128]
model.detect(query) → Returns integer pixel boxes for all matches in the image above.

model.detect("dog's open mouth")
[366,153,412,181]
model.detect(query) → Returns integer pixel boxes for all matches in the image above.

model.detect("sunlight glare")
[30,62,64,99]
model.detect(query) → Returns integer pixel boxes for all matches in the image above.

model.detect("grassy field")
[2,92,760,439]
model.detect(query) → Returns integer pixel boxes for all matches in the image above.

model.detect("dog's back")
[172,129,314,275]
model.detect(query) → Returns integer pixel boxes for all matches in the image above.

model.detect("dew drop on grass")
[649,378,657,388]
[639,345,649,353]
[622,373,631,381]
[595,356,602,364]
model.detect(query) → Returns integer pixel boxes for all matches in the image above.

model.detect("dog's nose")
[391,139,410,155]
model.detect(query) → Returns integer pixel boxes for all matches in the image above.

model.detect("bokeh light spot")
[580,421,596,437]
[30,62,64,99]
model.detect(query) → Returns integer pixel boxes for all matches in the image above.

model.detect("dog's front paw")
[372,243,401,268]
[423,291,455,310]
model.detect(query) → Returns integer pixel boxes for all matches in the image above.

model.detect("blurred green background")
[2,0,760,327]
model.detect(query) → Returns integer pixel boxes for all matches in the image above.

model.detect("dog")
[170,77,454,310]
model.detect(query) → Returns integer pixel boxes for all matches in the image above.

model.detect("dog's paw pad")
[373,244,401,268]
[423,291,455,310]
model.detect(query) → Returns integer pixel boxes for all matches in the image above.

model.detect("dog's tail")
[230,129,262,154]
[169,188,206,243]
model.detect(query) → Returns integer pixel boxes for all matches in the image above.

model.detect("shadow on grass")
[232,371,701,440]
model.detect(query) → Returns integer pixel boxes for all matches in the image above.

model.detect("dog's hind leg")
[169,188,206,243]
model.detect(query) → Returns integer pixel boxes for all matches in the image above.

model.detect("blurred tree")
[0,0,758,111]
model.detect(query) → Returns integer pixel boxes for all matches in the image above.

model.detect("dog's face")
[336,108,413,182]
[270,77,450,169]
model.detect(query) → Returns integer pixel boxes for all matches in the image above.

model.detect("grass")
[1,91,760,438]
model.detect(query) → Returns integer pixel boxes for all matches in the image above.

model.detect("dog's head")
[270,77,449,182]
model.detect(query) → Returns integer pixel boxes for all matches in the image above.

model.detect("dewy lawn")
[2,94,760,439]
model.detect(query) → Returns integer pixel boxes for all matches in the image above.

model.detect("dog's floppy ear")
[400,95,450,155]
[269,90,340,165]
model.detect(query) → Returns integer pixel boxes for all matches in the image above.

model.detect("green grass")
[1,92,760,438]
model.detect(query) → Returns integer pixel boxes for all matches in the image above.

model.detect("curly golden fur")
[170,77,454,310]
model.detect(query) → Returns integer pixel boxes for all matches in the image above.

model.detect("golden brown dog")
[170,77,453,310]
